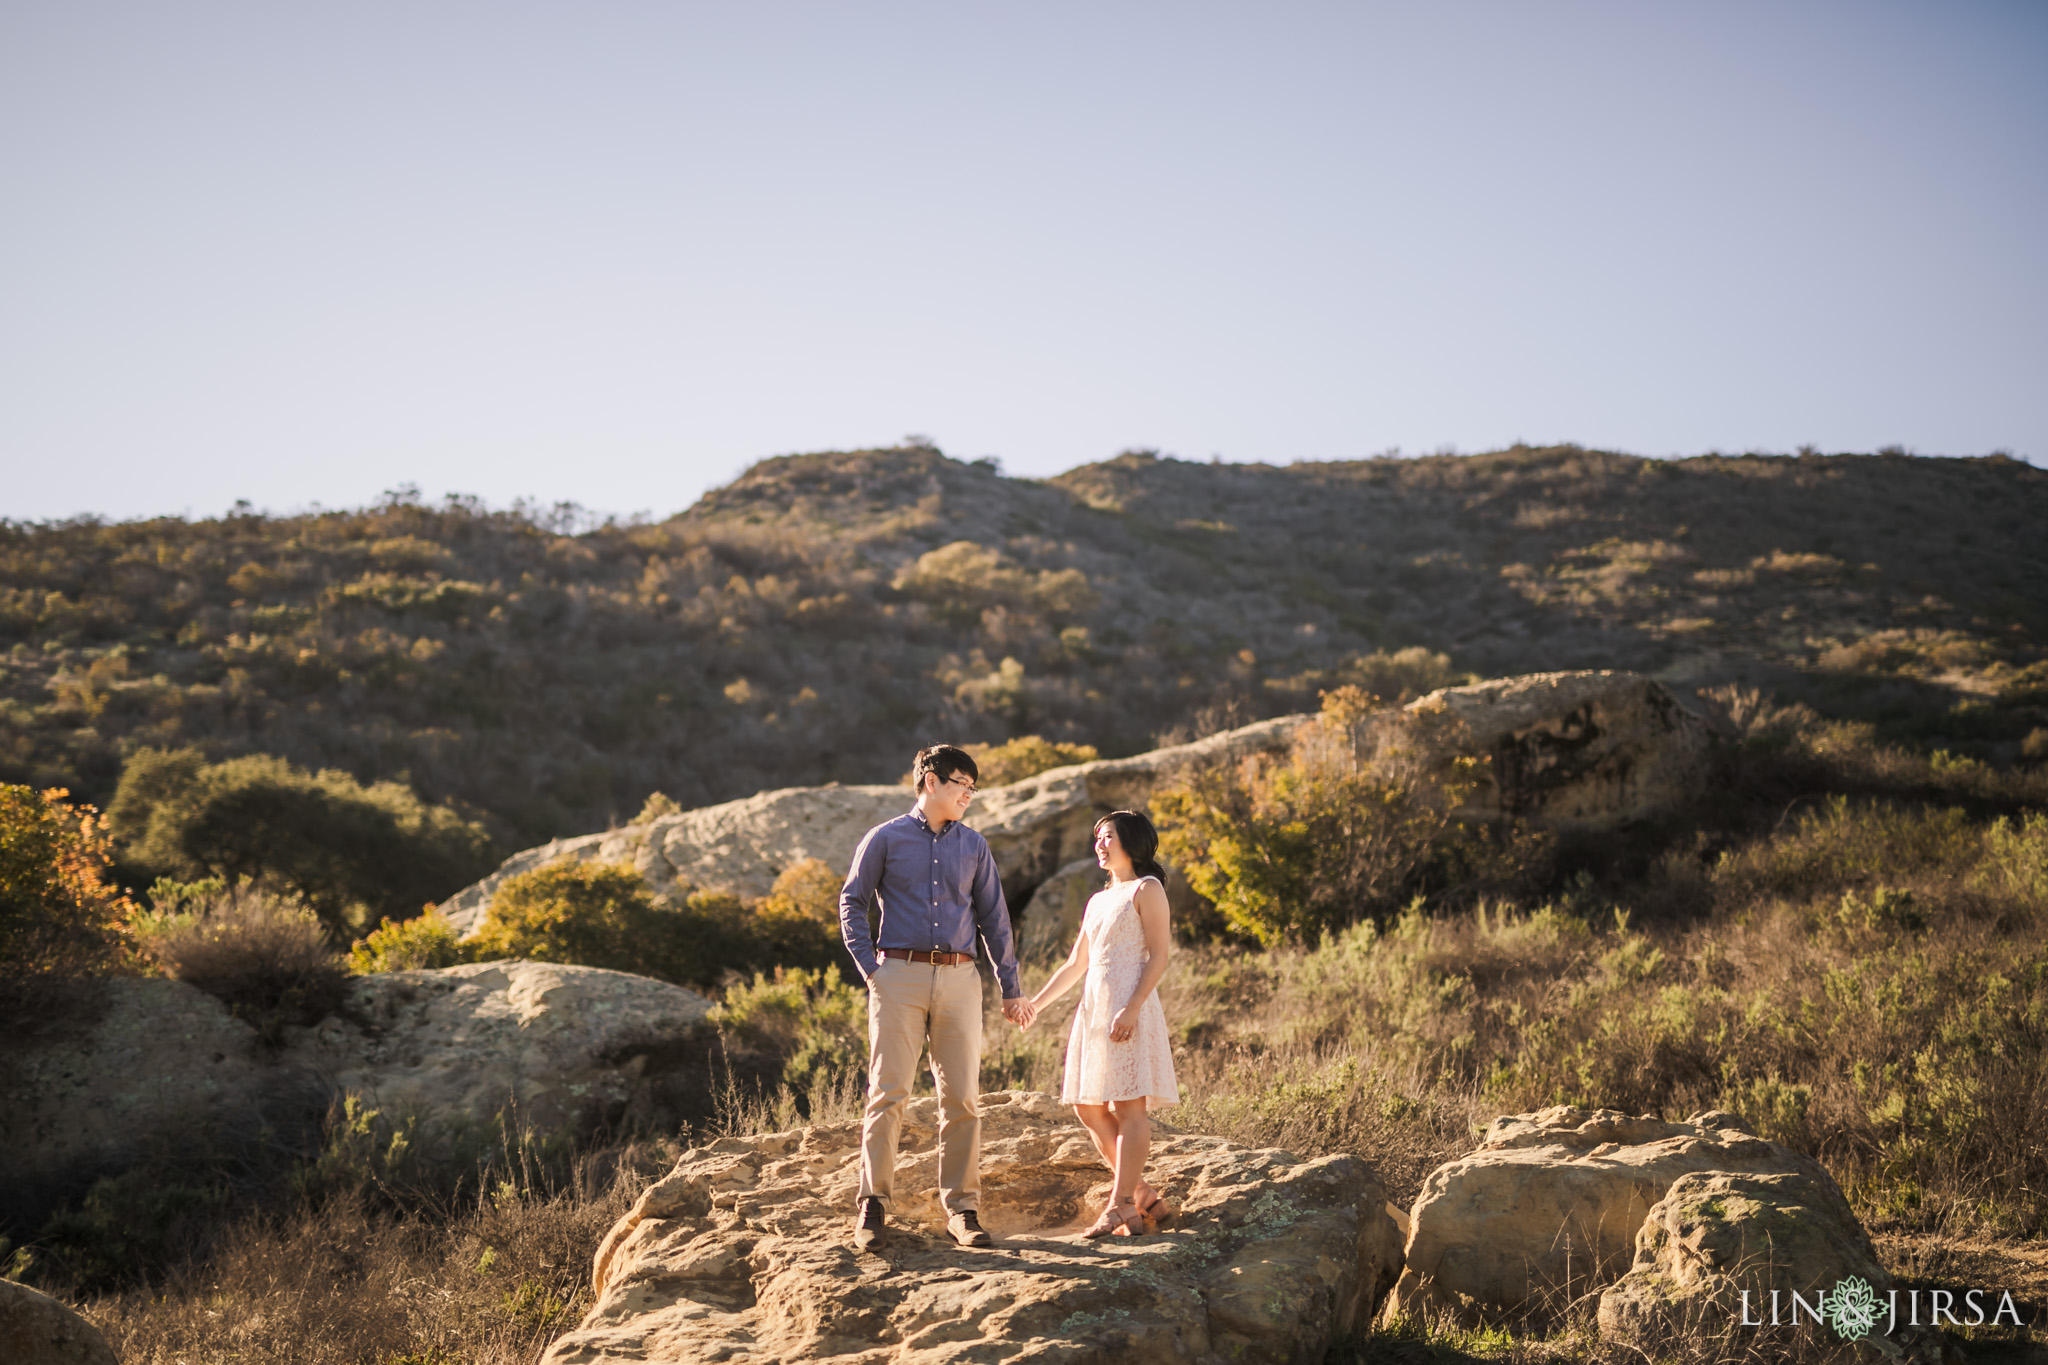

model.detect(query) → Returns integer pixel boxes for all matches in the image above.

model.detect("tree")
[108,748,494,937]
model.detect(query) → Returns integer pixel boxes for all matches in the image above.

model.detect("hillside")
[3,443,2044,853]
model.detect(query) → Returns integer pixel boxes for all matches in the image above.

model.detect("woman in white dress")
[1026,809,1179,1237]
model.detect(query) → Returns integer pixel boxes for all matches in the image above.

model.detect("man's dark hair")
[911,744,980,793]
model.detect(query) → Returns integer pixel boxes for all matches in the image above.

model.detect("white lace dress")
[1060,874,1180,1107]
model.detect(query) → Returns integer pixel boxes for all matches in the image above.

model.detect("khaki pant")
[859,957,983,1214]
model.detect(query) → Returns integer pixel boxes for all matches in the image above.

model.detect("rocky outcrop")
[1014,856,1104,961]
[1597,1169,1951,1362]
[0,1278,118,1365]
[1362,670,1712,831]
[441,715,1311,938]
[544,1090,1404,1365]
[443,671,1710,947]
[2,962,712,1219]
[2,977,303,1222]
[1386,1106,1834,1323]
[440,785,916,936]
[298,961,716,1137]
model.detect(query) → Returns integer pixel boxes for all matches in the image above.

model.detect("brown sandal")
[1081,1201,1141,1239]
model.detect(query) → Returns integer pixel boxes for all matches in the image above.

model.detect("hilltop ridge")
[2,444,2042,852]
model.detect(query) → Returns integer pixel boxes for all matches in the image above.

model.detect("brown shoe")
[854,1196,886,1251]
[947,1210,992,1247]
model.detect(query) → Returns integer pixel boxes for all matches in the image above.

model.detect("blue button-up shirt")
[838,808,1022,998]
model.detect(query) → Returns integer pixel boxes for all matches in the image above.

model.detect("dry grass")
[23,702,2048,1363]
[133,882,347,1042]
[83,1142,672,1365]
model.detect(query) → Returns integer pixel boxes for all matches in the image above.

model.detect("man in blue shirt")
[839,743,1035,1250]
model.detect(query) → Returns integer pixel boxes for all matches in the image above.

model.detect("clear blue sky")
[4,1,2044,522]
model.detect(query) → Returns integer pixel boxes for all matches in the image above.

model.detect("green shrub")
[22,1164,227,1291]
[288,1091,575,1215]
[892,541,1096,622]
[133,882,347,1042]
[748,858,847,974]
[348,908,472,973]
[1155,691,1546,946]
[472,860,767,990]
[632,792,683,822]
[963,735,1099,787]
[1984,811,2048,904]
[472,861,671,973]
[709,966,867,1100]
[471,858,849,990]
[1269,646,1470,705]
[109,748,495,936]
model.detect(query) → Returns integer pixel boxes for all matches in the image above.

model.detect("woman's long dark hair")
[1096,810,1168,887]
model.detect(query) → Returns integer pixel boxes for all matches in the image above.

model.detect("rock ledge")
[545,1090,1404,1365]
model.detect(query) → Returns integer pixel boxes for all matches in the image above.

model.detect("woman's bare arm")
[1025,923,1092,1025]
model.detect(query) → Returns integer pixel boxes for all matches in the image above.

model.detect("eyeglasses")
[943,775,978,795]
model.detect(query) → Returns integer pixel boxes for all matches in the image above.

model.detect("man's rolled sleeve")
[838,828,886,983]
[970,843,1023,999]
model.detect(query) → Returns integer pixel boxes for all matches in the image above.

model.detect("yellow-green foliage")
[1268,646,1470,706]
[710,965,867,1095]
[1155,694,1543,945]
[1986,811,2048,902]
[0,784,136,978]
[912,736,1100,788]
[1139,791,2048,1234]
[470,858,844,990]
[747,858,845,972]
[471,861,687,977]
[892,541,1096,623]
[109,747,494,936]
[632,792,683,823]
[348,908,471,973]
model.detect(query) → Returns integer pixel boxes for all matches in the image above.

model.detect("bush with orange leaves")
[0,785,137,980]
[1,785,139,1037]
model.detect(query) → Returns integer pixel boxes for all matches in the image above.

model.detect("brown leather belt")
[882,948,973,966]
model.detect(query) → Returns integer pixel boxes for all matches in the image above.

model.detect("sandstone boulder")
[1014,856,1103,961]
[296,960,716,1138]
[2,962,713,1220]
[441,715,1310,939]
[544,1090,1404,1365]
[442,672,1709,947]
[0,1278,119,1365]
[1386,1106,1834,1322]
[439,785,915,936]
[1364,670,1711,831]
[1597,1169,1952,1363]
[1,977,297,1222]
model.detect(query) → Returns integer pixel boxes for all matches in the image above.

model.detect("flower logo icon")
[1827,1276,1882,1341]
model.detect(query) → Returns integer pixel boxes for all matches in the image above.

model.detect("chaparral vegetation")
[3,445,2045,1362]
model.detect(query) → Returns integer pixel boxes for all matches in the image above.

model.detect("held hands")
[1002,996,1038,1029]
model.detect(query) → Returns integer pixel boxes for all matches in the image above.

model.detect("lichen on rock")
[544,1090,1404,1365]
[1597,1169,1951,1363]
[1385,1105,1825,1323]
